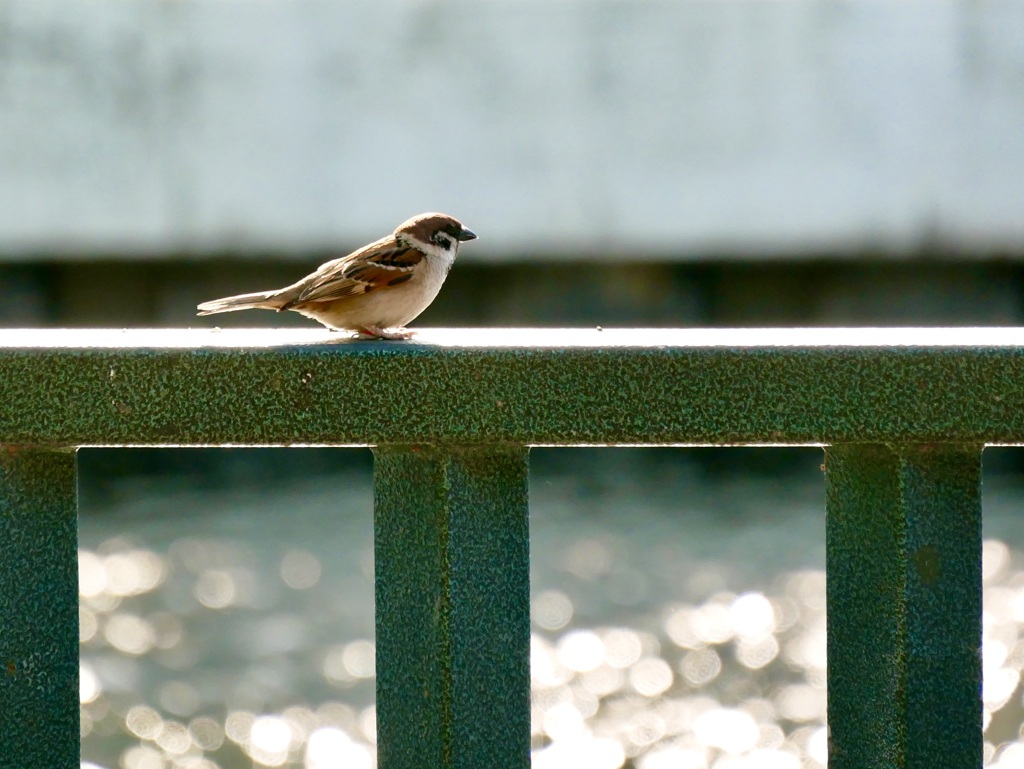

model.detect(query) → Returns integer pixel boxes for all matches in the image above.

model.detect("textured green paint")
[373,446,530,769]
[0,448,79,769]
[1,329,1024,446]
[826,444,982,769]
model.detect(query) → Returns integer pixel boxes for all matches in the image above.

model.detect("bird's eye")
[432,230,455,249]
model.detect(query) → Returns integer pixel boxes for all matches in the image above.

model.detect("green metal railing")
[2,326,1021,769]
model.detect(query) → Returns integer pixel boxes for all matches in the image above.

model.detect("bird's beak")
[457,228,477,242]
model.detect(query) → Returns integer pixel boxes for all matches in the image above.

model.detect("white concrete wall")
[1,0,1022,261]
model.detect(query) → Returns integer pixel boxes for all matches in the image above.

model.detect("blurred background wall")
[6,2,1024,769]
[2,0,1023,330]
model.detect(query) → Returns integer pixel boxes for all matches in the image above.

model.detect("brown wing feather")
[278,238,424,309]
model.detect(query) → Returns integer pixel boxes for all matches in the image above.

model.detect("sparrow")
[196,212,476,339]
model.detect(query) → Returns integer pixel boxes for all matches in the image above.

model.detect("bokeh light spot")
[341,639,376,679]
[730,592,775,640]
[225,710,255,745]
[119,745,164,769]
[78,551,107,598]
[189,716,224,751]
[691,600,734,645]
[984,667,1020,709]
[194,569,237,609]
[532,634,571,688]
[629,657,674,697]
[79,606,98,644]
[737,635,780,670]
[79,663,101,704]
[680,648,722,686]
[807,726,828,766]
[626,710,666,746]
[358,705,377,744]
[603,628,643,669]
[693,708,759,754]
[543,703,586,741]
[154,720,191,754]
[125,706,163,740]
[103,613,155,656]
[250,715,292,755]
[774,684,826,722]
[104,550,165,597]
[558,630,605,673]
[665,606,703,649]
[564,539,613,581]
[305,727,372,769]
[984,540,1011,584]
[533,590,574,631]
[281,549,322,590]
[533,736,625,769]
[581,665,624,696]
[639,747,707,769]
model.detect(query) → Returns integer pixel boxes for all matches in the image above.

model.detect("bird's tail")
[196,291,282,316]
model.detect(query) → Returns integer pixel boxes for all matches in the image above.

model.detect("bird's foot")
[356,325,414,340]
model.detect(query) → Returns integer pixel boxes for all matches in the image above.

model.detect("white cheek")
[406,235,459,264]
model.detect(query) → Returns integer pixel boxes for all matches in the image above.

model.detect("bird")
[196,212,476,339]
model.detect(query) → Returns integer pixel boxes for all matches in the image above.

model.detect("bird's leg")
[357,325,414,340]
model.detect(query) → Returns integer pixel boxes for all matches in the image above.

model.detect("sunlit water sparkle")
[77,452,1024,768]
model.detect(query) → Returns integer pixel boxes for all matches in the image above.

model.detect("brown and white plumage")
[197,212,476,339]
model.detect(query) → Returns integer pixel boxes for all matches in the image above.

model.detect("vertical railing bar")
[0,447,79,768]
[373,445,531,769]
[826,443,982,768]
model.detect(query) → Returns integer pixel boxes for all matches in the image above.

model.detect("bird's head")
[396,212,477,257]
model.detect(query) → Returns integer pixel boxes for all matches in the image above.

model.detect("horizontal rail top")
[1,327,1023,447]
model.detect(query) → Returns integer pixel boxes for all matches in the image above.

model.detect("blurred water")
[77,448,1024,769]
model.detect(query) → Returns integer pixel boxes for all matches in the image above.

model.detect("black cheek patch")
[432,232,455,249]
[387,274,413,287]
